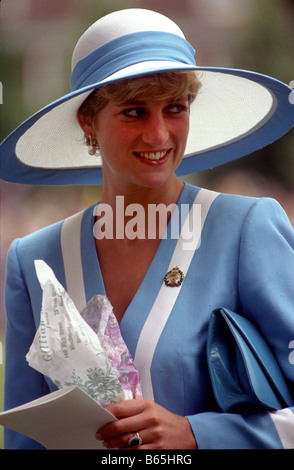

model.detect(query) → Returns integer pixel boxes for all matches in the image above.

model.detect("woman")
[1,9,294,449]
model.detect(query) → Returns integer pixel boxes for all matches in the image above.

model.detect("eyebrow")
[116,99,146,106]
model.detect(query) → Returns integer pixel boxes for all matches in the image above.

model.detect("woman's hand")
[95,399,197,449]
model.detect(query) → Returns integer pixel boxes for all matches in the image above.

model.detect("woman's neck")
[100,174,184,208]
[97,175,185,242]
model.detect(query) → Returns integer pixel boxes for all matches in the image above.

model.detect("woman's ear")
[77,111,93,136]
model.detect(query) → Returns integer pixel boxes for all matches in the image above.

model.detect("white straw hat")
[1,8,293,185]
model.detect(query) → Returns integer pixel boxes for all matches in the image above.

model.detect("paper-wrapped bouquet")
[26,260,142,407]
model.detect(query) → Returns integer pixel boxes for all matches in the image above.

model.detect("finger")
[96,399,153,440]
[105,398,149,418]
[96,412,143,440]
[103,430,147,450]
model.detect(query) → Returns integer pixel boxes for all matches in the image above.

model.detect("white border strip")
[269,408,294,449]
[134,189,219,399]
[61,209,86,312]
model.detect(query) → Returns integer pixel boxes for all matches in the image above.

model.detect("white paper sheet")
[0,386,116,449]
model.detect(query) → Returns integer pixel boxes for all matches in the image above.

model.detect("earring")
[88,135,98,155]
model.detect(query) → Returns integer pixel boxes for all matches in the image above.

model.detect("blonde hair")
[78,70,201,123]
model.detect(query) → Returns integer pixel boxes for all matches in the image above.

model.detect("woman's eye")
[121,103,188,118]
[122,107,146,118]
[166,104,188,114]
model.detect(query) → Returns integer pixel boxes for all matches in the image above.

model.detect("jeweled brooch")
[164,266,184,287]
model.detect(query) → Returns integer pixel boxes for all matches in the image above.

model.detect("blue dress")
[4,183,294,449]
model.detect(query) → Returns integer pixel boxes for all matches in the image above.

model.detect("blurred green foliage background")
[0,0,293,449]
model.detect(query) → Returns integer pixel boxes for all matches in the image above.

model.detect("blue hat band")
[70,31,196,91]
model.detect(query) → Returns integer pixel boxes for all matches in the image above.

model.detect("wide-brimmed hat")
[1,8,293,186]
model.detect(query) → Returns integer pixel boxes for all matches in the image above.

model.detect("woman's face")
[90,95,190,191]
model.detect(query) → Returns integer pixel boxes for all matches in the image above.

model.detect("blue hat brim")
[1,65,293,186]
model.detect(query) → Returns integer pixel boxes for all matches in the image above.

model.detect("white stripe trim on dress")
[134,189,219,400]
[268,408,294,449]
[61,209,87,312]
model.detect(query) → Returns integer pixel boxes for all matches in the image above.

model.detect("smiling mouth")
[135,150,168,161]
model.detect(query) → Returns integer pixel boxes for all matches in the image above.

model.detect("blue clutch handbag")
[206,308,294,413]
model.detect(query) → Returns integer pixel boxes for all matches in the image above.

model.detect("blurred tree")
[200,0,294,190]
[237,0,293,82]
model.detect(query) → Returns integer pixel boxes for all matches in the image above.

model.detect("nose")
[142,113,169,147]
